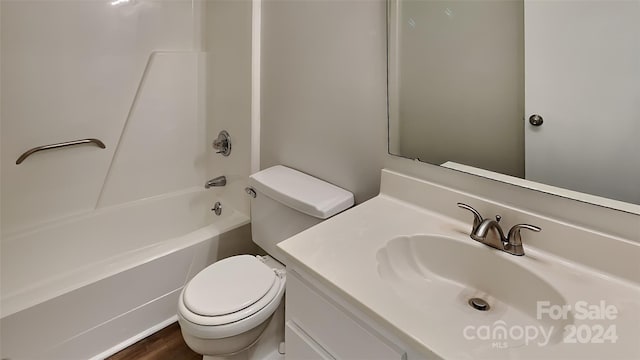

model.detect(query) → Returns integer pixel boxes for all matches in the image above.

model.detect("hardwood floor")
[106,322,201,360]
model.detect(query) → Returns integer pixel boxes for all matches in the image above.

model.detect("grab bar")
[16,138,106,164]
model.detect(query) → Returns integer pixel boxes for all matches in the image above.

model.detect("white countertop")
[278,171,640,359]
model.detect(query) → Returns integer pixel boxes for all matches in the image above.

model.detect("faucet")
[205,176,227,189]
[457,203,541,256]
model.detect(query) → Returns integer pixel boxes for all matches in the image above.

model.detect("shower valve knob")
[211,201,223,216]
[212,130,231,156]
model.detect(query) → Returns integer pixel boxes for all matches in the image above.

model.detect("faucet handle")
[457,203,483,230]
[506,224,541,255]
[508,223,541,238]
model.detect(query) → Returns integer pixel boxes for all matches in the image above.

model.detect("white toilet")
[178,165,354,359]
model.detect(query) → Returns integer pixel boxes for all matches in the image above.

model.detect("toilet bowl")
[178,255,285,358]
[178,165,354,359]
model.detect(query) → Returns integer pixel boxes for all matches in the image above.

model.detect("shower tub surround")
[1,1,254,359]
[1,188,249,359]
[0,49,234,359]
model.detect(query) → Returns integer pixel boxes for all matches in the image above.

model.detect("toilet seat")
[179,255,285,327]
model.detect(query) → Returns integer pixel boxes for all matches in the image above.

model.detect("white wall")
[260,0,387,204]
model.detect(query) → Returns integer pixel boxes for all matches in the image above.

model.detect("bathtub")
[0,188,251,360]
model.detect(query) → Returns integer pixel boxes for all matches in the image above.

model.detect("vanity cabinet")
[285,270,407,360]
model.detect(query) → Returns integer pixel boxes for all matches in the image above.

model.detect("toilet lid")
[183,255,276,317]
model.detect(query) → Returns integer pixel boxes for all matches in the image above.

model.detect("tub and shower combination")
[1,1,256,358]
[0,1,257,358]
[0,48,251,360]
[1,188,250,359]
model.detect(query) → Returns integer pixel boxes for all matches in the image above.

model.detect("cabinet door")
[285,321,335,360]
[286,271,405,360]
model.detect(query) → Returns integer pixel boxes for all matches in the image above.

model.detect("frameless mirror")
[387,0,640,214]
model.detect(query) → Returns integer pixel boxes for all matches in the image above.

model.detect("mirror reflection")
[387,0,640,211]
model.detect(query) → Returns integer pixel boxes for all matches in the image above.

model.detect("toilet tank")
[248,165,354,262]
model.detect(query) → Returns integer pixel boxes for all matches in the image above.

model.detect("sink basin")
[376,234,572,347]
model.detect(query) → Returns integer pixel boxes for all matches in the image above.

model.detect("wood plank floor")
[106,322,201,360]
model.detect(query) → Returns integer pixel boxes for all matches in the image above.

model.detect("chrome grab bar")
[16,138,106,164]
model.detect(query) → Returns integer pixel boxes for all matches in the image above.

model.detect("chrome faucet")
[457,203,541,256]
[205,176,227,188]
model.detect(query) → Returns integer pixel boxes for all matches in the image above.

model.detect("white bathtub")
[0,188,251,359]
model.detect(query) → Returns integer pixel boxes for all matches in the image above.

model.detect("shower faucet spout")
[205,176,226,188]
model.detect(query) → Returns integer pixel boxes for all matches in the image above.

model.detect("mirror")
[387,0,640,214]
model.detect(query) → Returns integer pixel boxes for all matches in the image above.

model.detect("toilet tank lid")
[249,165,354,219]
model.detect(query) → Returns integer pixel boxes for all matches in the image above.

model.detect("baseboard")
[89,315,178,360]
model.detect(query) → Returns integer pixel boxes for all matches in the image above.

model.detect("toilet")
[178,165,354,359]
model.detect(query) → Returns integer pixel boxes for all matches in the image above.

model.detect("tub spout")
[205,176,226,188]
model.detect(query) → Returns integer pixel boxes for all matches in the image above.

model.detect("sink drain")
[468,297,490,311]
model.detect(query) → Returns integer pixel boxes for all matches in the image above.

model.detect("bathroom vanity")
[278,169,640,359]
[285,270,407,359]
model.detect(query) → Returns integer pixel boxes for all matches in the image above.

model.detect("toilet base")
[186,301,285,360]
